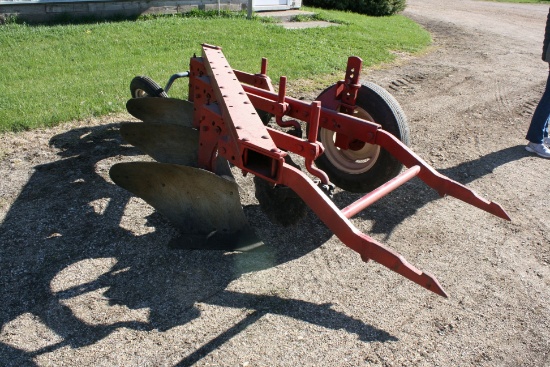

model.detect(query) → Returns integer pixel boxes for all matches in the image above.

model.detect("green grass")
[0,8,431,132]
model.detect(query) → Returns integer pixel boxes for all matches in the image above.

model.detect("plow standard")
[110,44,510,297]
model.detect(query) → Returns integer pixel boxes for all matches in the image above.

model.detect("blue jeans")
[526,70,550,144]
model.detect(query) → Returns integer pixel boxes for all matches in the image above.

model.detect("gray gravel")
[1,0,549,366]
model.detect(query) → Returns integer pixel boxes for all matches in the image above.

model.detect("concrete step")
[255,9,315,22]
[255,9,338,29]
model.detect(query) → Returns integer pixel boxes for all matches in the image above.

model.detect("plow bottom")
[110,162,262,251]
[120,123,199,167]
[126,97,194,125]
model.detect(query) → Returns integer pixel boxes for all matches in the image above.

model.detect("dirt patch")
[1,0,549,366]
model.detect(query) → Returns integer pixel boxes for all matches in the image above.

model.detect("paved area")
[1,1,549,366]
[256,9,338,29]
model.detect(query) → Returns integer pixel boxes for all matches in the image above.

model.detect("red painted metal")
[271,76,301,131]
[233,57,274,92]
[341,165,421,219]
[303,101,330,185]
[187,44,511,297]
[339,56,362,114]
[280,163,448,297]
[373,131,511,220]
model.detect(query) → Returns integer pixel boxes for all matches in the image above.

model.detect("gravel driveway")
[1,0,549,366]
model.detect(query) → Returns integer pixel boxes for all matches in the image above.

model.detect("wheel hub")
[319,107,380,175]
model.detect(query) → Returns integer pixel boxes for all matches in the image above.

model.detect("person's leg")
[526,71,550,143]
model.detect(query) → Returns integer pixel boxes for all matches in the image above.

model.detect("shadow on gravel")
[0,123,395,366]
[333,145,526,240]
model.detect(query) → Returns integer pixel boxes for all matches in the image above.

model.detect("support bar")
[341,165,421,219]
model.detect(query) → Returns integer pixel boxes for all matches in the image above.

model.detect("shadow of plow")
[0,122,396,366]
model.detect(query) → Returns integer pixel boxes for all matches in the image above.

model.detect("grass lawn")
[0,8,431,132]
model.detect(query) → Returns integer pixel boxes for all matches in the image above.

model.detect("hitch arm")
[281,163,448,297]
[375,130,511,221]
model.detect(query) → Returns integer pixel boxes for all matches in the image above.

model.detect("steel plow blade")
[120,122,233,178]
[120,123,199,167]
[109,162,262,251]
[126,97,194,126]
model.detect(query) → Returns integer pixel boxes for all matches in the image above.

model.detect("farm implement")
[110,44,510,297]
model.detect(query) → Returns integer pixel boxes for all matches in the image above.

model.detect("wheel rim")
[319,107,380,175]
[134,89,149,98]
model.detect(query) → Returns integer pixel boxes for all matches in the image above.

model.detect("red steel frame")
[187,44,510,297]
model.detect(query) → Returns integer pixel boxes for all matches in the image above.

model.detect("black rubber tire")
[314,82,410,193]
[130,76,168,98]
[253,155,307,226]
[254,176,307,226]
[257,110,273,125]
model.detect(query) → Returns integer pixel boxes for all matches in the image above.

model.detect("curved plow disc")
[121,123,199,167]
[126,97,194,126]
[110,162,261,251]
[120,122,233,178]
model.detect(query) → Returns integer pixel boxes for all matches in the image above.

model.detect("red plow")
[110,44,510,298]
